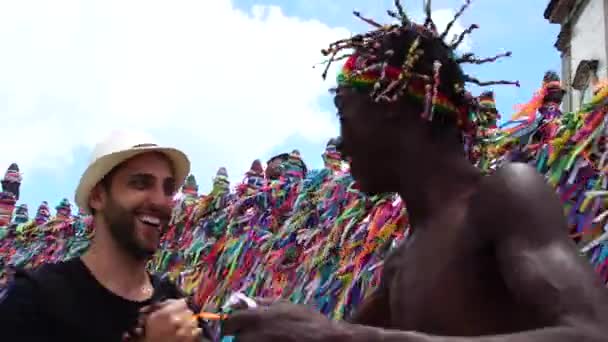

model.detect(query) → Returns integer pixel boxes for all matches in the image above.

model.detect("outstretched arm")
[347,286,390,327]
[346,164,608,342]
[223,165,608,342]
[348,326,596,342]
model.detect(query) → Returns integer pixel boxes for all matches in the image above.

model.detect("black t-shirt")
[0,258,188,342]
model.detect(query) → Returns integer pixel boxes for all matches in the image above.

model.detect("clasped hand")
[124,299,202,342]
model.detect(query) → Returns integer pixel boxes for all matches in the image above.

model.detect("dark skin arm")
[347,286,390,327]
[223,163,608,342]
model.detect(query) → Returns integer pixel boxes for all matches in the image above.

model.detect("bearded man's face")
[91,152,176,261]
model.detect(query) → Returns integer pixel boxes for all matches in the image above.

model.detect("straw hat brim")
[74,146,190,214]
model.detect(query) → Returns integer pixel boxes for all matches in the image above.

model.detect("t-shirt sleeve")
[0,272,51,341]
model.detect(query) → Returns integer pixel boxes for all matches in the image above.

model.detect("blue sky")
[0,0,560,214]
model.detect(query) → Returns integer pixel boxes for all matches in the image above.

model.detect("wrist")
[333,321,379,342]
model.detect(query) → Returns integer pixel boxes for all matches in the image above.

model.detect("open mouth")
[137,214,162,231]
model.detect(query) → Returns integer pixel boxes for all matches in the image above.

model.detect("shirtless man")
[223,2,608,341]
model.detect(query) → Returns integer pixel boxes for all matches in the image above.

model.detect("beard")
[102,197,164,261]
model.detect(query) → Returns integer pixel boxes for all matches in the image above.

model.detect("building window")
[562,51,571,112]
[580,78,594,108]
[572,59,599,110]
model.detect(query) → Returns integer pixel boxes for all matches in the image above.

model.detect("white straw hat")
[75,131,191,214]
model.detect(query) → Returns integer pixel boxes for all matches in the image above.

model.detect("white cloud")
[0,0,348,184]
[0,1,473,191]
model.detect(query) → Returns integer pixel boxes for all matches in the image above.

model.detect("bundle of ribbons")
[479,79,608,280]
[0,198,92,284]
[1,81,608,318]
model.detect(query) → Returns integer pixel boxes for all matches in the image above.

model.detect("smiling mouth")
[137,214,162,231]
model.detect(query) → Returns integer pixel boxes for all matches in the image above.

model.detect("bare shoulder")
[470,163,608,331]
[483,162,548,192]
[469,162,567,242]
[477,162,558,211]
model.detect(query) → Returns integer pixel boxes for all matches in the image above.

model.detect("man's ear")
[88,184,106,212]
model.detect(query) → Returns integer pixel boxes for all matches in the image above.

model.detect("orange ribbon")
[193,312,228,321]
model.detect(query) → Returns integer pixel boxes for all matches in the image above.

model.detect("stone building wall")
[568,0,607,110]
[545,0,608,112]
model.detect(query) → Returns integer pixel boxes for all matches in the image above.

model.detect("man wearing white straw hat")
[0,131,205,342]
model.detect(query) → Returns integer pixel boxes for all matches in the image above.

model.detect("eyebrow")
[128,172,154,179]
[128,172,175,183]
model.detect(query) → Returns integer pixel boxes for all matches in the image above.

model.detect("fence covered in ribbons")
[1,80,607,319]
[475,78,608,281]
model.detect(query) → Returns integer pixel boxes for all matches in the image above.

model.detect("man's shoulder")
[3,259,80,301]
[480,162,547,195]
[471,162,545,218]
[19,259,79,284]
[0,263,54,312]
[0,259,87,339]
[470,162,566,241]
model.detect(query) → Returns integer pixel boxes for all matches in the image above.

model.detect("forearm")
[347,290,390,327]
[344,323,604,342]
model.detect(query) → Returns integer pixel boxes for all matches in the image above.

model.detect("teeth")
[139,215,160,226]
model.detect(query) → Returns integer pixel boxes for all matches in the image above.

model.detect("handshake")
[123,293,259,342]
[122,299,205,342]
[123,293,342,342]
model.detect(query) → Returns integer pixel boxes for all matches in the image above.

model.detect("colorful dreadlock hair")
[320,0,519,137]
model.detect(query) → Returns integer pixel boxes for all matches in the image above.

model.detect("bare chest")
[382,219,523,335]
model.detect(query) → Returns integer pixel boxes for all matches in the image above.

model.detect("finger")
[140,300,169,313]
[178,310,199,329]
[123,322,145,342]
[228,298,251,311]
[168,308,199,332]
[176,326,202,341]
[253,297,278,306]
[222,309,264,335]
[151,298,188,319]
[139,304,155,314]
[165,298,190,313]
[170,312,189,327]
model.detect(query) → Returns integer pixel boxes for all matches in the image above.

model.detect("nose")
[335,136,349,160]
[335,136,343,151]
[149,184,173,207]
